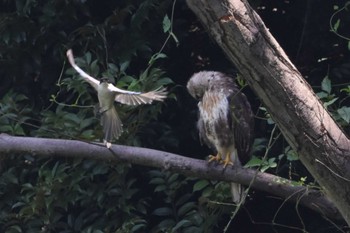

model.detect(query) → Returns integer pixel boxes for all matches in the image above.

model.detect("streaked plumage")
[187,71,254,203]
[66,49,167,148]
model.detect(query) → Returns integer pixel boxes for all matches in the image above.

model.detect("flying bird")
[187,71,254,203]
[66,49,167,148]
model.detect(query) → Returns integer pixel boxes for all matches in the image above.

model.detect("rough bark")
[0,134,342,220]
[186,0,350,225]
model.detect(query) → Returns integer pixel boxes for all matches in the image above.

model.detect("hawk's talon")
[223,153,234,168]
[208,154,221,163]
[222,159,233,168]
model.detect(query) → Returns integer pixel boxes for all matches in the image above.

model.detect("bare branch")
[0,134,341,220]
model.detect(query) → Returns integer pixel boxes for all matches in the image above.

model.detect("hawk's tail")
[230,151,245,204]
[230,182,244,204]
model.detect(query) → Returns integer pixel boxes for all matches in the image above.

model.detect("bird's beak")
[100,78,109,84]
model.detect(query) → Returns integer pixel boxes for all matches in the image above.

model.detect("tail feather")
[231,182,243,204]
[100,107,123,143]
[230,149,245,204]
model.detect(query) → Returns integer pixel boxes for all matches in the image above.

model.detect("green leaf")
[244,156,263,168]
[162,14,171,33]
[346,1,350,9]
[92,164,109,175]
[21,183,34,190]
[167,173,179,183]
[321,76,331,94]
[170,32,180,46]
[13,124,25,135]
[193,180,209,192]
[158,218,176,229]
[0,125,13,133]
[333,19,340,32]
[5,225,22,233]
[156,77,173,86]
[177,202,195,216]
[120,60,130,72]
[131,222,147,232]
[153,207,173,216]
[261,165,272,172]
[80,117,95,129]
[286,149,299,161]
[51,161,60,177]
[12,202,25,209]
[268,157,276,164]
[92,230,104,233]
[173,219,191,231]
[153,53,168,61]
[337,106,350,123]
[149,177,164,185]
[316,91,328,99]
[154,185,167,192]
[90,59,100,76]
[202,186,213,197]
[85,52,92,64]
[324,97,338,108]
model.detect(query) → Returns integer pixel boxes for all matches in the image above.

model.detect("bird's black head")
[100,77,110,84]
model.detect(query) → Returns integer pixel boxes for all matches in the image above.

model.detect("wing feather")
[114,87,168,105]
[229,90,254,164]
[66,50,99,90]
[67,49,168,105]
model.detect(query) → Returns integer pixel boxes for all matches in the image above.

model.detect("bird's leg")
[94,104,108,117]
[99,106,109,114]
[208,153,222,163]
[103,139,112,149]
[223,152,234,168]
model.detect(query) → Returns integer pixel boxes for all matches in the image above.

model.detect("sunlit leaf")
[163,14,171,33]
[244,156,263,168]
[337,106,350,123]
[324,97,338,108]
[321,76,331,94]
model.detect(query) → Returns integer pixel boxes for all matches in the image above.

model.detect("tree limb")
[186,0,350,225]
[0,134,342,220]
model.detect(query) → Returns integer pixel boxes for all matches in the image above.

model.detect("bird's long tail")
[100,107,123,144]
[230,150,245,204]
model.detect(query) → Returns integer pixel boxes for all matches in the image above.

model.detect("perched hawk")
[187,71,254,203]
[66,49,167,148]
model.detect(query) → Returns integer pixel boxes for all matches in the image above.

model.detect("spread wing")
[67,49,168,106]
[66,49,99,90]
[229,90,254,164]
[111,86,168,106]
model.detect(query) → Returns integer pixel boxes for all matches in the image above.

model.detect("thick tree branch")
[0,134,341,220]
[186,0,350,224]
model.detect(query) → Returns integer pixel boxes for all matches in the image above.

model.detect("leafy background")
[0,0,350,232]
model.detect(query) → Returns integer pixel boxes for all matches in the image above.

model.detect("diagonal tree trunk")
[186,0,350,225]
